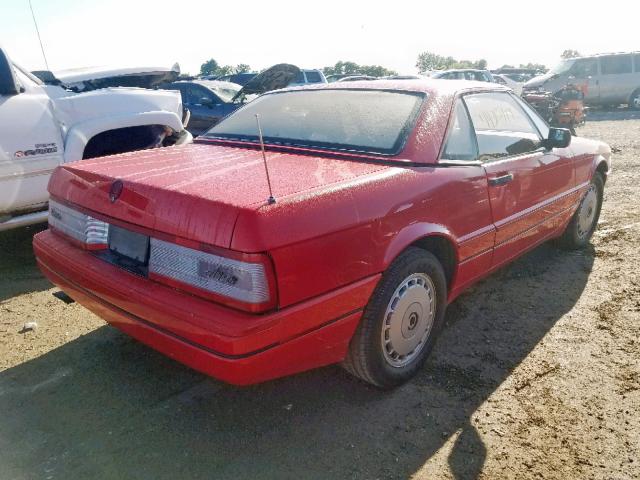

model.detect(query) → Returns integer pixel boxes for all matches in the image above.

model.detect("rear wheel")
[557,172,604,249]
[342,248,447,388]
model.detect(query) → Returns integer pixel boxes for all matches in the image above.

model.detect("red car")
[33,80,611,388]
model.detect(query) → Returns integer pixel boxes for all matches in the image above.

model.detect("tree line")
[322,61,397,77]
[198,58,397,78]
[200,59,252,77]
[198,50,581,78]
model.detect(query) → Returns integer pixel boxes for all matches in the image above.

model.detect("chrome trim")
[0,210,48,231]
[0,167,55,182]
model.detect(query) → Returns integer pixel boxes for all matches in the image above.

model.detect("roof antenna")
[255,114,276,205]
[28,0,50,71]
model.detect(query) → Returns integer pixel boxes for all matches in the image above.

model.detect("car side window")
[305,71,322,83]
[634,54,640,73]
[512,94,550,139]
[293,71,305,84]
[571,58,598,78]
[180,85,198,105]
[464,92,542,162]
[441,99,477,161]
[196,86,214,103]
[601,55,632,75]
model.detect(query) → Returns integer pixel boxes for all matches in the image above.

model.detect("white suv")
[288,69,327,87]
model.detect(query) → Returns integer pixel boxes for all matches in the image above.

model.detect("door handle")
[488,173,514,186]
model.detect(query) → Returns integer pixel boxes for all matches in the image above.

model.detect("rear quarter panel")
[233,165,494,308]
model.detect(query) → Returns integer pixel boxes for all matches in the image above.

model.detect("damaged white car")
[0,47,192,231]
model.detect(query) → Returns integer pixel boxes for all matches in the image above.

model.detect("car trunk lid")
[49,143,390,249]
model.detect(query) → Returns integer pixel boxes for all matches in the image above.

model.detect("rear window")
[205,89,424,155]
[304,71,323,83]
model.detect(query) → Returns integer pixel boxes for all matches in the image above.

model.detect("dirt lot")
[1,116,638,480]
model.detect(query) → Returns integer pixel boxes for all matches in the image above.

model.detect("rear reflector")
[148,238,271,306]
[48,200,109,247]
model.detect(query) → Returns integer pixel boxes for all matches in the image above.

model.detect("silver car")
[523,52,640,109]
[431,69,495,83]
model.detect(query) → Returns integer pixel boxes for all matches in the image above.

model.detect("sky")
[1,0,638,75]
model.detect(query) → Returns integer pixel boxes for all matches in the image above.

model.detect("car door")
[0,64,64,216]
[463,91,575,268]
[182,85,211,135]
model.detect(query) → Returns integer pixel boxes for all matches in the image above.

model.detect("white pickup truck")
[0,47,192,231]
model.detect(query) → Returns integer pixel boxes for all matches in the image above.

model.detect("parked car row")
[431,69,496,83]
[425,53,640,111]
[207,68,327,87]
[162,64,305,136]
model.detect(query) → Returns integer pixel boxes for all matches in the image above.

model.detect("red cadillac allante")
[34,80,611,388]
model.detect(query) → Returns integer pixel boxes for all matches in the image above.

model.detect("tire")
[557,172,604,250]
[629,89,640,111]
[342,247,447,388]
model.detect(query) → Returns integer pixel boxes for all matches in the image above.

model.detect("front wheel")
[557,172,604,249]
[342,248,447,388]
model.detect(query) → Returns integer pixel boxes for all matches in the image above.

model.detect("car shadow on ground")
[0,243,594,479]
[0,224,49,302]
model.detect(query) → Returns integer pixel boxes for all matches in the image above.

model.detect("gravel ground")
[0,116,638,480]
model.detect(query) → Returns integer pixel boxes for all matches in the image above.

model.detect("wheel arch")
[595,158,609,184]
[63,111,183,162]
[627,87,640,109]
[382,223,459,290]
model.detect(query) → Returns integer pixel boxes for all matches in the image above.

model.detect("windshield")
[549,59,575,76]
[212,85,240,103]
[204,89,424,155]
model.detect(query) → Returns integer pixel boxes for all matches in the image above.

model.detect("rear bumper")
[34,230,378,385]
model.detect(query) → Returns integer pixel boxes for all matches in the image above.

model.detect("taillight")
[47,201,276,312]
[48,200,109,248]
[148,238,276,312]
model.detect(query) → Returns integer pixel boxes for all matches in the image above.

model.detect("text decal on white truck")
[14,143,58,157]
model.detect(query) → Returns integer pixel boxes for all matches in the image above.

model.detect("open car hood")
[32,64,181,92]
[232,64,300,101]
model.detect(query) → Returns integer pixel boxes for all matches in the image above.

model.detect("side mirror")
[544,127,572,149]
[0,48,20,96]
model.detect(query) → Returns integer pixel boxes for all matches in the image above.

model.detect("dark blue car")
[163,64,301,136]
[162,80,242,136]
